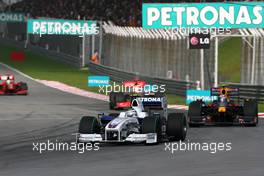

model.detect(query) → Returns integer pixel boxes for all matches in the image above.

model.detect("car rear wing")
[0,75,14,81]
[211,87,239,97]
[136,96,167,110]
[0,75,8,80]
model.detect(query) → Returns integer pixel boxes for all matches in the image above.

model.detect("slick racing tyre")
[243,99,258,126]
[109,92,116,110]
[188,100,203,127]
[79,116,101,134]
[154,92,165,98]
[16,82,28,95]
[167,113,187,141]
[142,116,162,144]
[115,92,127,102]
[109,92,127,110]
[20,82,28,90]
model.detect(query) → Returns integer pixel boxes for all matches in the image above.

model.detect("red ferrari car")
[0,74,28,95]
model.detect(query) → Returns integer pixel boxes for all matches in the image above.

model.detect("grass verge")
[219,38,241,83]
[0,43,100,93]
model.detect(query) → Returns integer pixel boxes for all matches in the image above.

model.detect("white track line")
[38,80,109,101]
[1,62,264,118]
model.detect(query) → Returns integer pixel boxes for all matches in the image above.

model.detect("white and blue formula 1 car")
[77,96,187,144]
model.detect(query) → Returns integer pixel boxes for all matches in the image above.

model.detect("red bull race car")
[188,86,258,126]
[0,74,28,95]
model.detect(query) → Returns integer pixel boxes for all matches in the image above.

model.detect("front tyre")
[20,82,28,90]
[79,116,101,134]
[17,82,28,95]
[109,92,116,110]
[167,113,187,141]
[243,99,258,126]
[142,116,162,144]
[188,100,203,127]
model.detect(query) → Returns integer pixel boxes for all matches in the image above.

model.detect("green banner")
[0,13,25,22]
[27,19,98,35]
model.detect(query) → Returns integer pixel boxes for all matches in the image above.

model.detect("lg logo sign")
[189,34,210,49]
[190,36,199,45]
[200,38,210,44]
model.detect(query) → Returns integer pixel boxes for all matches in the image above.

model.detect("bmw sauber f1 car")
[109,79,164,110]
[188,86,258,126]
[0,74,28,95]
[78,96,187,144]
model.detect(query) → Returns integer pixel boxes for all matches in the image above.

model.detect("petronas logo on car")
[139,97,162,102]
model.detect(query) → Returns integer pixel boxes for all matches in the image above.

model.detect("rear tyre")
[243,99,258,126]
[79,116,101,134]
[167,113,187,141]
[115,92,129,109]
[109,92,116,110]
[155,92,165,98]
[16,82,28,95]
[115,92,126,102]
[188,101,203,127]
[142,116,162,144]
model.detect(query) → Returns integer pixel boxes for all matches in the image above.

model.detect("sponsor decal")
[0,13,25,22]
[142,2,264,29]
[186,90,217,104]
[139,97,162,102]
[146,133,157,144]
[27,19,99,36]
[189,33,210,49]
[88,76,109,87]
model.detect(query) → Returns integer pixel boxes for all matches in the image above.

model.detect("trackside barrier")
[88,62,195,96]
[222,82,264,103]
[239,28,264,85]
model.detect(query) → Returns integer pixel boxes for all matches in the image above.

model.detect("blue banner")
[88,76,109,87]
[27,19,98,35]
[142,2,264,29]
[0,13,25,22]
[186,90,217,105]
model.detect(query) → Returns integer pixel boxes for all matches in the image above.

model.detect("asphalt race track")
[0,64,263,176]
